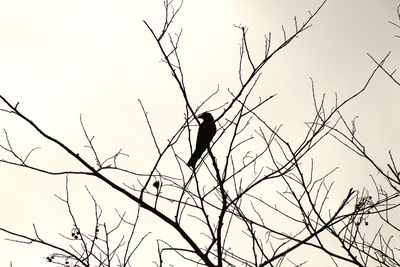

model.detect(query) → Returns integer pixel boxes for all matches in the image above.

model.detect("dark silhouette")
[187,112,216,169]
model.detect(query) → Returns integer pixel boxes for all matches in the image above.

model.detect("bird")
[187,112,216,169]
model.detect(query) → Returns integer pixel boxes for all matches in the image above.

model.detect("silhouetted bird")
[187,112,216,169]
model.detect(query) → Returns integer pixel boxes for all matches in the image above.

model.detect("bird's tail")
[187,149,201,169]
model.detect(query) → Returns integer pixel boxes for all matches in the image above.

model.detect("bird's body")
[187,112,216,169]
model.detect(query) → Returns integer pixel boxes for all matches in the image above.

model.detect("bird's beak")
[197,113,205,120]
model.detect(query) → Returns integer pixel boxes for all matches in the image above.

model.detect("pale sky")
[0,0,399,266]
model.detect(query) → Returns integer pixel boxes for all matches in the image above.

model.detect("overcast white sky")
[0,0,399,266]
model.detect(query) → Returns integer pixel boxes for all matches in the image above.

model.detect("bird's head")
[198,112,214,122]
